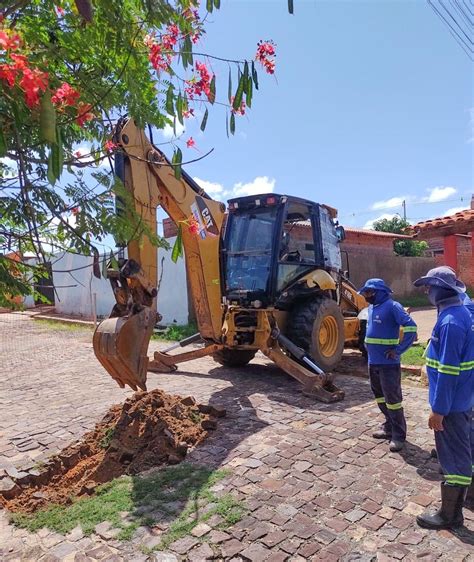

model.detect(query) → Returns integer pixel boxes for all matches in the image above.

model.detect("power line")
[427,0,474,60]
[339,195,469,219]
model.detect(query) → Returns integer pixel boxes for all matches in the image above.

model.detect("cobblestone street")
[1,312,473,561]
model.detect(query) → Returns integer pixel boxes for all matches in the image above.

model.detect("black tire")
[212,349,256,367]
[287,296,345,371]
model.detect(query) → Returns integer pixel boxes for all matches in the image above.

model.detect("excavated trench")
[0,389,225,513]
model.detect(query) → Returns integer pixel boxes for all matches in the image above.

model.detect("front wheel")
[287,296,345,371]
[212,349,256,368]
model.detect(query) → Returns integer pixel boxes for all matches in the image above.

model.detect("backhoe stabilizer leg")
[149,343,224,373]
[261,346,345,403]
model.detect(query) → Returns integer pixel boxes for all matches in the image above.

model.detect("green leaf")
[230,112,235,135]
[252,61,259,90]
[228,68,232,103]
[40,90,56,144]
[176,93,183,125]
[214,0,221,7]
[109,251,119,270]
[209,75,216,104]
[182,35,193,69]
[288,0,294,14]
[172,147,182,180]
[200,108,209,132]
[246,71,253,108]
[171,225,183,262]
[225,114,229,138]
[243,61,249,92]
[47,133,63,186]
[0,127,6,157]
[166,84,174,116]
[206,0,214,12]
[102,254,108,279]
[233,72,245,111]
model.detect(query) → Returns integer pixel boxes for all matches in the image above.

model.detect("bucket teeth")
[93,308,157,391]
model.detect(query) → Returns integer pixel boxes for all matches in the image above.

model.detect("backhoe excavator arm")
[93,118,226,391]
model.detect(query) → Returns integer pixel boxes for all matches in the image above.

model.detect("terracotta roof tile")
[411,210,474,233]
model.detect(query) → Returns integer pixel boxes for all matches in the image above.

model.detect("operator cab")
[222,194,345,308]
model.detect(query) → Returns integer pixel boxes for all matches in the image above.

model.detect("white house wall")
[37,240,189,325]
[156,236,189,326]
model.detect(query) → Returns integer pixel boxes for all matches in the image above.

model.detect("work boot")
[389,440,404,452]
[464,483,474,509]
[372,425,391,439]
[417,483,466,530]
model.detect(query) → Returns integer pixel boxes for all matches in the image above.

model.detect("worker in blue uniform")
[358,278,417,452]
[413,266,474,530]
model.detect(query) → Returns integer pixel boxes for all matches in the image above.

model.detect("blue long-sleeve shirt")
[365,294,417,365]
[426,303,474,415]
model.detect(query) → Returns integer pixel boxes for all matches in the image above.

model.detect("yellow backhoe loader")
[93,118,367,403]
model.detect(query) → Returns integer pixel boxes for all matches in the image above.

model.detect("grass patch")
[34,319,93,332]
[398,295,431,308]
[401,343,426,366]
[10,463,244,549]
[99,427,115,450]
[152,322,198,342]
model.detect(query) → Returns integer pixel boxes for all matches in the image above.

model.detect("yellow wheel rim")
[318,315,339,358]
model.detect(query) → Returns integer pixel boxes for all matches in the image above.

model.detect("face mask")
[428,285,458,306]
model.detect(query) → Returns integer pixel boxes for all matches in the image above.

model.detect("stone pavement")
[1,312,474,561]
[409,308,437,343]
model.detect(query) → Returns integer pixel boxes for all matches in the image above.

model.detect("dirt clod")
[1,389,225,513]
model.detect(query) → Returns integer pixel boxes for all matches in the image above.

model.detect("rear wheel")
[287,296,345,371]
[212,348,256,367]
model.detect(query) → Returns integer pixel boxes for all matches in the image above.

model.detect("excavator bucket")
[93,307,157,392]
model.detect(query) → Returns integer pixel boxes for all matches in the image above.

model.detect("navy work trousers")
[435,410,472,487]
[369,364,407,441]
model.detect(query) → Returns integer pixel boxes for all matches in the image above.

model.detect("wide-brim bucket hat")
[413,266,466,294]
[358,278,393,295]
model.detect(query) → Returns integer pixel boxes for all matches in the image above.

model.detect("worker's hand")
[385,349,399,360]
[428,411,444,432]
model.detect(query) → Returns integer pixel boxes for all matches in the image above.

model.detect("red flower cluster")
[0,47,48,108]
[19,66,48,107]
[145,24,180,73]
[185,61,213,101]
[162,23,179,50]
[52,82,80,107]
[76,102,94,127]
[186,137,195,148]
[182,108,194,119]
[0,30,21,51]
[255,40,276,74]
[187,217,200,236]
[104,139,118,152]
[0,29,92,119]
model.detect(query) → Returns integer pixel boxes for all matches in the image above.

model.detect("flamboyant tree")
[0,0,280,305]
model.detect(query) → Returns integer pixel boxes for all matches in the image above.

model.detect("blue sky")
[159,0,473,229]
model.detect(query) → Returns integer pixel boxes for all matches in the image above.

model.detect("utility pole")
[402,200,407,221]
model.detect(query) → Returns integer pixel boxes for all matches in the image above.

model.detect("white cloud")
[371,196,406,211]
[192,175,276,203]
[424,186,457,203]
[363,213,397,230]
[443,206,468,216]
[230,176,276,198]
[193,176,224,195]
[74,144,109,168]
[161,117,185,139]
[0,157,17,179]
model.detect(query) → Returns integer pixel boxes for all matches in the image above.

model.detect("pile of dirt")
[1,389,224,513]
